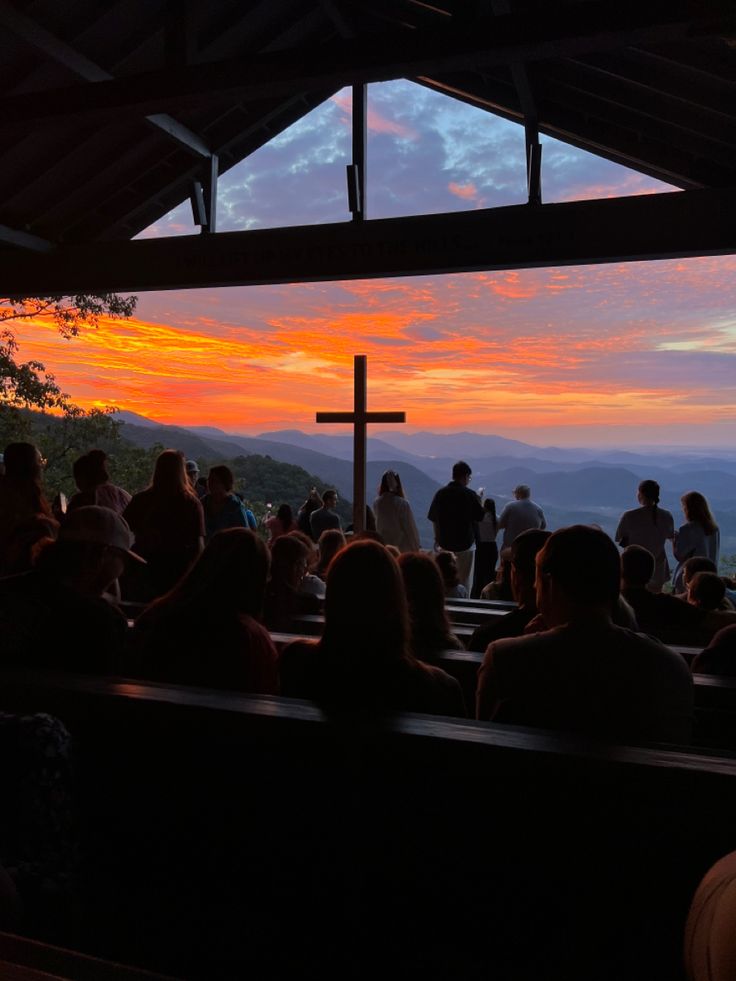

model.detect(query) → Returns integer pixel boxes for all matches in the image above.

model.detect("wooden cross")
[316,354,406,534]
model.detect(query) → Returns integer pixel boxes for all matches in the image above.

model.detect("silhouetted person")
[130,529,279,693]
[621,545,708,644]
[316,528,346,580]
[373,470,420,553]
[692,625,736,677]
[123,449,205,599]
[0,506,137,673]
[673,491,720,593]
[688,572,730,612]
[309,489,341,541]
[497,484,546,551]
[297,487,322,537]
[265,503,297,544]
[471,496,499,598]
[202,465,256,541]
[67,449,130,514]
[477,525,693,744]
[435,550,467,599]
[616,479,674,592]
[263,533,321,631]
[398,551,462,664]
[280,540,465,717]
[0,442,51,575]
[469,529,551,652]
[427,461,484,593]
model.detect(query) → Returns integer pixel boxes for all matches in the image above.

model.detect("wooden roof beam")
[0,0,211,158]
[2,186,734,295]
[0,0,733,124]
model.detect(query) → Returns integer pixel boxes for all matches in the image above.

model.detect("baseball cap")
[59,506,145,563]
[185,459,199,473]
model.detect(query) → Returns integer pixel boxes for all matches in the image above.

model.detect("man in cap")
[0,506,142,674]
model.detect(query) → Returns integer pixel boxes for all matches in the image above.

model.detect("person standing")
[309,489,341,541]
[672,491,720,593]
[373,470,420,553]
[202,465,256,541]
[471,496,499,598]
[497,484,546,551]
[615,479,674,592]
[427,461,484,594]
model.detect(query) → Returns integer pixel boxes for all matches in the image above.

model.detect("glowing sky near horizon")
[10,81,736,447]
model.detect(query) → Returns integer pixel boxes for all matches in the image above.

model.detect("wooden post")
[353,354,367,532]
[316,354,405,534]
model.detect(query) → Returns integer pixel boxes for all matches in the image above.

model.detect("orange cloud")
[448,182,477,200]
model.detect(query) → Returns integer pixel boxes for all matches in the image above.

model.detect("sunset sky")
[11,80,736,448]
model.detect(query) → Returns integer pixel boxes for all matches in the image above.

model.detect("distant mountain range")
[116,413,736,555]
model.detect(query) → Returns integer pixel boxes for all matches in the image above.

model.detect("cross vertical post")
[353,354,367,533]
[316,354,406,536]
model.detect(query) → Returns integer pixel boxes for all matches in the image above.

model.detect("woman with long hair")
[264,502,297,544]
[398,552,462,664]
[123,448,205,598]
[279,539,465,717]
[471,496,498,599]
[673,491,720,593]
[316,528,346,580]
[615,479,674,592]
[372,470,420,553]
[0,442,51,574]
[131,528,278,693]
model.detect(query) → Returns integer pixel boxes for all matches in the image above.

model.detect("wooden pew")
[0,932,175,981]
[1,669,735,980]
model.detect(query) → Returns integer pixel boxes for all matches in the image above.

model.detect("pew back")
[1,670,736,980]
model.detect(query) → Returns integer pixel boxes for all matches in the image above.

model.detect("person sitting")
[469,529,550,652]
[1,514,58,576]
[264,503,297,544]
[435,550,467,599]
[316,528,347,581]
[373,470,420,553]
[476,525,693,744]
[67,449,131,514]
[130,529,279,694]
[0,506,136,674]
[287,530,325,599]
[202,465,256,541]
[0,442,52,575]
[691,625,736,677]
[678,556,718,597]
[263,534,321,632]
[279,540,465,718]
[309,489,341,541]
[122,449,205,599]
[398,552,462,664]
[481,556,514,601]
[621,545,709,644]
[687,572,732,613]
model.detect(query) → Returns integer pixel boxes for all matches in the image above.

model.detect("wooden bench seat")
[1,669,736,980]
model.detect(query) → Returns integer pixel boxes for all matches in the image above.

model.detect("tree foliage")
[0,293,137,338]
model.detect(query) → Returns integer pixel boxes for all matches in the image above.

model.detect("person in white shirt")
[373,470,421,553]
[497,485,546,551]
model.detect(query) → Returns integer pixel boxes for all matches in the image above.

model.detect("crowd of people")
[0,442,735,744]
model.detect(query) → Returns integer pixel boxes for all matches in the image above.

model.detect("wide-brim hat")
[59,506,145,563]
